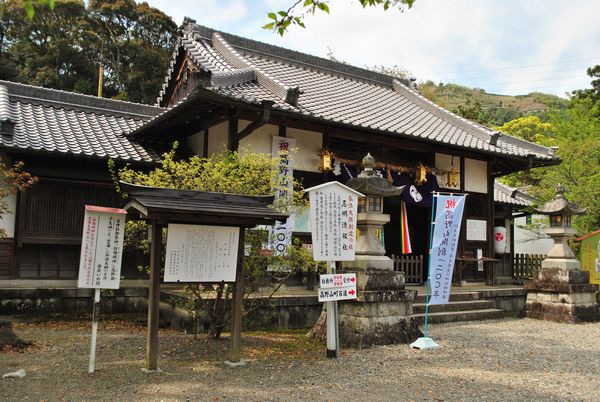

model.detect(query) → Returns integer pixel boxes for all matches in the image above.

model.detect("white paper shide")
[78,206,127,289]
[164,224,239,282]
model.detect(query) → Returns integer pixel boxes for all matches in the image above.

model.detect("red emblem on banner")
[495,232,504,241]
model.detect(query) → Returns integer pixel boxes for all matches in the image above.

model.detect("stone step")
[413,299,495,314]
[414,291,482,303]
[413,308,505,324]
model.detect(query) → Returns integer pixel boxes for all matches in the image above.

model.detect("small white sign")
[304,182,364,262]
[319,273,356,289]
[164,224,239,282]
[78,206,127,290]
[318,285,357,302]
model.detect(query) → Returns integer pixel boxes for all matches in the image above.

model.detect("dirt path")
[1,315,599,401]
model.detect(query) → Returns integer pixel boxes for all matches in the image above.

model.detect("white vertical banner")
[77,206,127,290]
[269,136,296,255]
[428,194,466,305]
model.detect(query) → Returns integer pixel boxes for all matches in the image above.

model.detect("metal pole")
[88,288,101,373]
[333,262,340,360]
[326,261,337,358]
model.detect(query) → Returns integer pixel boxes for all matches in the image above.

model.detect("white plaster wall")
[435,153,461,190]
[187,130,205,156]
[513,215,553,255]
[286,128,322,172]
[207,121,229,155]
[464,158,488,193]
[0,154,16,238]
[238,120,277,155]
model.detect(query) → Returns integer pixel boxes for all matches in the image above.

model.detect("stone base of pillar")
[309,269,422,347]
[524,266,599,323]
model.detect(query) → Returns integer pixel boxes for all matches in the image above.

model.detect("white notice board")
[305,182,363,262]
[164,224,240,282]
[466,219,487,241]
[77,206,127,289]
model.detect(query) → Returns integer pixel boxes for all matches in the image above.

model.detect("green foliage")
[419,81,568,126]
[264,0,414,35]
[112,145,314,338]
[497,70,600,235]
[1,0,177,104]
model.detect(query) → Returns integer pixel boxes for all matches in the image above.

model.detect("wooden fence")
[391,254,424,284]
[512,253,546,280]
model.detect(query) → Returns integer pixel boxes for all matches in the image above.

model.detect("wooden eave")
[120,182,287,227]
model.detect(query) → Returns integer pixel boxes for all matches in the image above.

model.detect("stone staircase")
[412,291,506,324]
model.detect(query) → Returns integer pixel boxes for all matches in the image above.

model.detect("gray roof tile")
[149,23,557,163]
[0,81,164,162]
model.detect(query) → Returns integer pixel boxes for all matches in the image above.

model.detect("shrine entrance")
[121,182,287,370]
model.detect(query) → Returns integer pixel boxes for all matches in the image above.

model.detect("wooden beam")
[237,101,273,142]
[278,125,286,138]
[229,227,246,364]
[145,220,162,371]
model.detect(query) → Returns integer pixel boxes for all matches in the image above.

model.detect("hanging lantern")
[319,150,333,172]
[446,156,460,187]
[414,163,428,185]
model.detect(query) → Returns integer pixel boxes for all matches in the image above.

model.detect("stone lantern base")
[524,261,599,323]
[310,269,422,347]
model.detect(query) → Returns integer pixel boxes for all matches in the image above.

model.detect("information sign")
[319,273,356,289]
[304,182,364,262]
[164,223,239,282]
[318,285,357,302]
[77,205,127,290]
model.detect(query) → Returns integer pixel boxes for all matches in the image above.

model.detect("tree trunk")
[307,305,327,341]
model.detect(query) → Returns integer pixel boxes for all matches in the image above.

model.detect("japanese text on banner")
[269,136,295,255]
[428,195,466,305]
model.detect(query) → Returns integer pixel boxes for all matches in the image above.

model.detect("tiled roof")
[0,80,164,163]
[152,21,558,163]
[494,181,536,207]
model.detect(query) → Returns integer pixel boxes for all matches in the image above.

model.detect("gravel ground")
[1,315,599,401]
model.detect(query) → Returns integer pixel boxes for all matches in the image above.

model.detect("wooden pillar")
[228,117,238,151]
[145,220,162,371]
[229,227,246,364]
[203,128,209,157]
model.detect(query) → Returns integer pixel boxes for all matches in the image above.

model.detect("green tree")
[111,146,315,338]
[1,0,177,103]
[264,0,415,35]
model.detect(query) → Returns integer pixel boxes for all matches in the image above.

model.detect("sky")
[144,0,600,98]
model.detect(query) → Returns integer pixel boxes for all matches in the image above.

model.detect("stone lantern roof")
[345,153,405,197]
[535,184,586,216]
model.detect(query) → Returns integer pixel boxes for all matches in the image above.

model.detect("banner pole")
[88,288,101,373]
[410,193,440,350]
[424,193,438,338]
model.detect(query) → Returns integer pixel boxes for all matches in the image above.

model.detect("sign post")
[304,182,364,359]
[411,193,466,350]
[77,205,127,373]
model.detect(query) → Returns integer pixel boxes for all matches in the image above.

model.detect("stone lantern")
[335,153,422,346]
[524,184,599,323]
[536,184,585,262]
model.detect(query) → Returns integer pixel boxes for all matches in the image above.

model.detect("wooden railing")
[391,254,424,284]
[512,253,546,280]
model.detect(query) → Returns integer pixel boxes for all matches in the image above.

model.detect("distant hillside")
[418,81,569,126]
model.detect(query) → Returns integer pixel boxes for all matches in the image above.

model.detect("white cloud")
[147,0,600,97]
